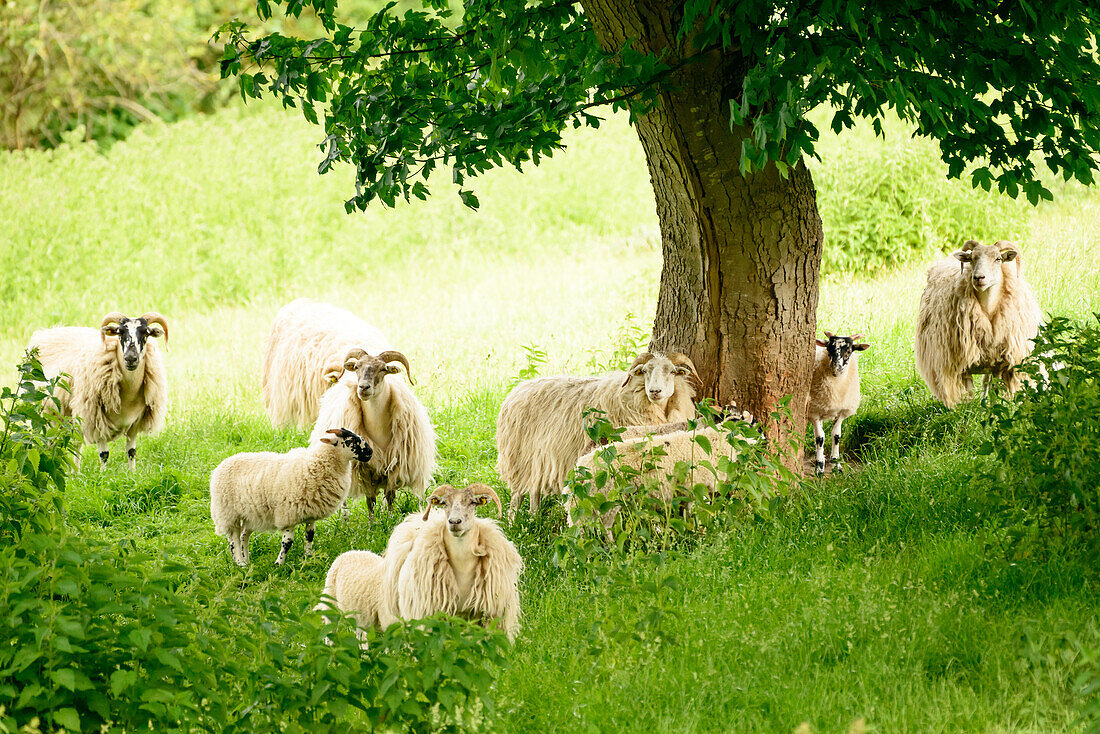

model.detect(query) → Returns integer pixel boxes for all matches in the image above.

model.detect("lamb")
[209,427,374,566]
[570,422,754,533]
[808,332,869,475]
[915,239,1042,407]
[262,298,393,428]
[28,311,169,469]
[496,351,699,516]
[307,347,436,514]
[318,483,524,641]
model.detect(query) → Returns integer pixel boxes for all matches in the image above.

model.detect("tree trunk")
[580,0,824,457]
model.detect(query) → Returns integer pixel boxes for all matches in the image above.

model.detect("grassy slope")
[2,104,1098,732]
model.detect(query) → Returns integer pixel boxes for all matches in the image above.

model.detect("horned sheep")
[262,299,437,513]
[28,311,169,469]
[317,483,523,641]
[496,351,699,516]
[915,240,1042,407]
[209,427,374,566]
[808,332,869,475]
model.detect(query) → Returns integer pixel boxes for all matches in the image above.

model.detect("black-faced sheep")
[808,332,868,475]
[496,351,699,516]
[209,427,373,566]
[28,311,169,469]
[915,240,1041,407]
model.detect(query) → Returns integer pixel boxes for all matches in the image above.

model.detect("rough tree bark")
[580,0,825,454]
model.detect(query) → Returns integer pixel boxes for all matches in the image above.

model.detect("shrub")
[812,135,1030,275]
[0,353,507,732]
[980,315,1100,558]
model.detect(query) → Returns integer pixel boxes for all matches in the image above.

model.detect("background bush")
[812,130,1030,275]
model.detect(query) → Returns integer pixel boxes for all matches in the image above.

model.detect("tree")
[218,0,1100,453]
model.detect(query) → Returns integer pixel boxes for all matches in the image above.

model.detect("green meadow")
[2,101,1098,731]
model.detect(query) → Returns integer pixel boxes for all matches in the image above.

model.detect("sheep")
[209,427,374,567]
[569,422,755,535]
[915,239,1042,407]
[808,332,869,476]
[496,351,699,517]
[317,483,523,641]
[28,311,169,469]
[307,347,437,514]
[262,298,393,428]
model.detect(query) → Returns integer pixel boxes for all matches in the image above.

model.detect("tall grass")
[2,102,1098,732]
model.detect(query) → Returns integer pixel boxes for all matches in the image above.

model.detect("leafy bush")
[558,403,797,559]
[0,353,507,732]
[813,135,1029,275]
[980,316,1100,558]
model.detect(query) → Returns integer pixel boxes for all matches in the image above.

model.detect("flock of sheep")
[23,238,1042,641]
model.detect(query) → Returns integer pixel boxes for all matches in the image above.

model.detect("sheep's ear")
[853,343,870,351]
[319,436,337,446]
[815,339,829,347]
[147,324,165,339]
[322,364,344,384]
[385,364,401,375]
[1000,249,1017,262]
[342,358,359,372]
[952,251,972,263]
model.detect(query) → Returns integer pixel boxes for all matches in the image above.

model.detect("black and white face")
[320,427,374,463]
[103,317,163,371]
[817,334,869,377]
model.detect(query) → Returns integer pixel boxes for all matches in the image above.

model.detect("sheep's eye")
[674,367,688,375]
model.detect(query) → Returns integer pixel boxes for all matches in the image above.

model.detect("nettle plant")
[980,315,1100,558]
[559,401,797,559]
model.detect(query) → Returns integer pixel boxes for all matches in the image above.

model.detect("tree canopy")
[219,0,1100,211]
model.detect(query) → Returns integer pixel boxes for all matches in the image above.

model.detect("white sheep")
[808,332,869,475]
[28,311,169,469]
[318,483,523,641]
[307,347,436,514]
[262,298,392,428]
[570,422,754,534]
[496,351,699,516]
[209,427,374,566]
[915,240,1042,407]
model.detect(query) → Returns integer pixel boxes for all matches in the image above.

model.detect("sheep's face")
[331,348,414,400]
[423,483,503,535]
[100,313,168,372]
[624,352,699,404]
[816,333,870,377]
[319,427,374,463]
[953,241,1017,293]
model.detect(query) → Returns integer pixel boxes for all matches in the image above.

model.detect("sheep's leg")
[830,417,844,473]
[97,441,110,466]
[384,487,396,511]
[812,419,826,475]
[240,527,252,565]
[341,499,350,521]
[125,426,140,470]
[275,529,294,565]
[304,521,315,557]
[529,487,541,514]
[365,494,376,519]
[507,487,525,522]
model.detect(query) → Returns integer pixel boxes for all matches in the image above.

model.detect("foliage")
[585,313,648,372]
[508,344,547,389]
[557,402,796,561]
[220,0,1100,209]
[0,364,507,733]
[980,316,1100,558]
[814,135,1029,274]
[0,351,80,543]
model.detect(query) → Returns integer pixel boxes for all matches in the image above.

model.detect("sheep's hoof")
[814,462,825,476]
[831,461,844,474]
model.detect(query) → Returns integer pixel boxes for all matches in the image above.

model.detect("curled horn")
[377,350,414,385]
[343,347,368,370]
[622,351,654,387]
[100,312,127,332]
[467,483,503,517]
[668,352,701,389]
[422,484,452,521]
[140,312,169,346]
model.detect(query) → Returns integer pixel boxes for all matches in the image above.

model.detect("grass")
[3,101,1099,732]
